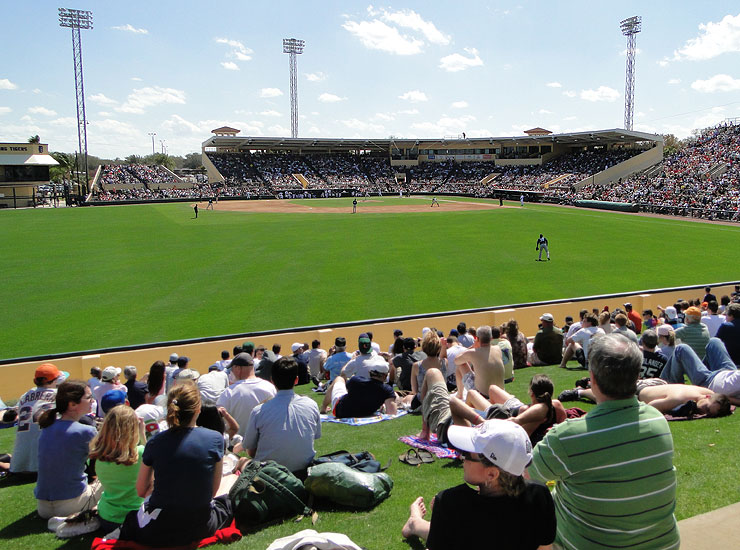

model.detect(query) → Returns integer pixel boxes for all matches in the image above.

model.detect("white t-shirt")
[306,348,327,378]
[197,370,230,403]
[342,353,389,380]
[135,404,168,440]
[701,314,726,337]
[216,378,277,438]
[572,326,606,360]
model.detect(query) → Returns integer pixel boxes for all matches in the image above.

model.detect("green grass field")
[1,198,739,360]
[1,366,739,550]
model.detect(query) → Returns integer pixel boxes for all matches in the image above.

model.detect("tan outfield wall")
[1,282,736,402]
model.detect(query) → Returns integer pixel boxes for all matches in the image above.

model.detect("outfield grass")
[1,364,738,549]
[1,200,739,360]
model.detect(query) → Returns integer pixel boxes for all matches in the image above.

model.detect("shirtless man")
[455,326,504,398]
[637,380,731,417]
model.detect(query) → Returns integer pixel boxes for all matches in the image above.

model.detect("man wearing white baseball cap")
[92,367,127,416]
[402,419,555,549]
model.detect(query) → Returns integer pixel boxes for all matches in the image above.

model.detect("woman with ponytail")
[89,404,146,533]
[35,380,101,520]
[119,382,233,547]
[466,374,567,445]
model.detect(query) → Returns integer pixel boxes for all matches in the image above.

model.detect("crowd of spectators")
[99,164,180,189]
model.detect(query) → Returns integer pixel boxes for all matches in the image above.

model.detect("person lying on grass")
[402,419,555,550]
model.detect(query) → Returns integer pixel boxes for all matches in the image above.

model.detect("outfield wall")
[1,282,736,402]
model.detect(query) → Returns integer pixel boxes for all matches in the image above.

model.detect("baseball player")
[352,198,357,213]
[536,234,550,261]
[431,196,440,207]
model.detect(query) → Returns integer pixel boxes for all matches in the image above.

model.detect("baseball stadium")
[3,5,740,550]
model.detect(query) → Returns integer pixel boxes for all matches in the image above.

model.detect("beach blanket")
[321,411,407,425]
[91,521,241,550]
[398,434,460,460]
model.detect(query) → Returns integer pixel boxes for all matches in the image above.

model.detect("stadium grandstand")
[87,120,740,222]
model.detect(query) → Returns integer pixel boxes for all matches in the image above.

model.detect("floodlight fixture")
[283,37,305,138]
[620,15,642,131]
[59,7,93,194]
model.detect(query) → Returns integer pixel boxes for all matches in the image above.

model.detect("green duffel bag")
[229,460,311,529]
[304,462,393,509]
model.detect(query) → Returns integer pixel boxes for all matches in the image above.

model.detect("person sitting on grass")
[480,374,567,445]
[403,330,447,410]
[88,403,147,535]
[320,363,397,418]
[118,382,234,547]
[402,419,555,550]
[35,380,101,521]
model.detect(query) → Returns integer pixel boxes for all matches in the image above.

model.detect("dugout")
[0,143,58,208]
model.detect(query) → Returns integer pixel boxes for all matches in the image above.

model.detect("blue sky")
[2,2,740,158]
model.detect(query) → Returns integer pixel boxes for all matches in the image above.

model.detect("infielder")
[536,234,550,261]
[431,196,440,207]
[352,198,357,213]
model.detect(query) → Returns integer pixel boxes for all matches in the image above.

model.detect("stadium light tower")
[59,7,93,194]
[282,38,305,138]
[620,15,641,131]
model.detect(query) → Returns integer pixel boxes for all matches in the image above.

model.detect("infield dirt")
[210,198,503,214]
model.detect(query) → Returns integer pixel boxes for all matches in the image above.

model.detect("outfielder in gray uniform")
[536,234,550,261]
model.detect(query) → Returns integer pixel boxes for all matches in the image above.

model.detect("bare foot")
[401,497,428,539]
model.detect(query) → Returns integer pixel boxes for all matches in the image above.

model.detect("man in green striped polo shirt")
[529,333,679,550]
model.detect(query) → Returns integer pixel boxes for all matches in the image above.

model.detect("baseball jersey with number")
[10,386,57,473]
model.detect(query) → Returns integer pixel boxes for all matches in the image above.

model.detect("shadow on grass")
[403,535,426,550]
[0,511,44,539]
[0,472,37,488]
[441,460,463,469]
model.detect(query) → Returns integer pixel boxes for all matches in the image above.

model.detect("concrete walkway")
[678,502,740,548]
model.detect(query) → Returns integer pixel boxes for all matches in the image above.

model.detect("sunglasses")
[461,451,482,463]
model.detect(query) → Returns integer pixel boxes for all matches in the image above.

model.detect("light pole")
[282,38,305,138]
[160,140,166,155]
[620,16,642,131]
[148,132,156,155]
[59,7,93,194]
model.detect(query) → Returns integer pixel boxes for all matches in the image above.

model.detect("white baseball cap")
[101,366,121,382]
[291,342,303,353]
[447,419,533,476]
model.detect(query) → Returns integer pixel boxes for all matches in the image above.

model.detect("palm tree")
[28,135,40,143]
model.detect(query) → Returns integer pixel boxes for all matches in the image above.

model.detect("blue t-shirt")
[324,351,353,382]
[335,377,395,418]
[35,419,97,501]
[143,427,223,511]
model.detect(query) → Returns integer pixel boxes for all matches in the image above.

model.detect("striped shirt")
[675,323,710,360]
[529,397,679,550]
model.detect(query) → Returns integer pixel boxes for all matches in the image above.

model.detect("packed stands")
[90,123,740,222]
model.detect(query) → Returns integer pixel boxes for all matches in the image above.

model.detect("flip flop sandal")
[399,448,422,465]
[417,449,436,463]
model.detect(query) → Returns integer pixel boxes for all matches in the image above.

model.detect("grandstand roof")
[202,129,662,154]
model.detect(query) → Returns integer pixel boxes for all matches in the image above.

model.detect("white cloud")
[260,110,282,117]
[546,82,562,88]
[221,62,239,71]
[98,111,111,117]
[0,78,18,90]
[341,118,385,132]
[112,24,148,34]
[538,109,552,115]
[372,112,395,121]
[131,77,143,82]
[580,86,619,102]
[411,115,476,135]
[692,106,727,129]
[563,90,577,98]
[49,117,77,126]
[563,116,577,121]
[667,78,681,85]
[90,93,118,106]
[672,13,740,61]
[378,8,450,45]
[318,93,347,103]
[215,37,253,63]
[28,106,57,116]
[691,74,740,92]
[439,48,483,72]
[658,59,670,67]
[90,118,140,136]
[115,86,186,114]
[342,19,424,55]
[305,72,327,82]
[451,101,468,109]
[397,108,419,115]
[0,106,11,115]
[399,90,428,102]
[268,124,290,135]
[161,114,202,134]
[260,88,283,98]
[32,88,41,94]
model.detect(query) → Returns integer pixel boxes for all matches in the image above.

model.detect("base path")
[214,198,503,214]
